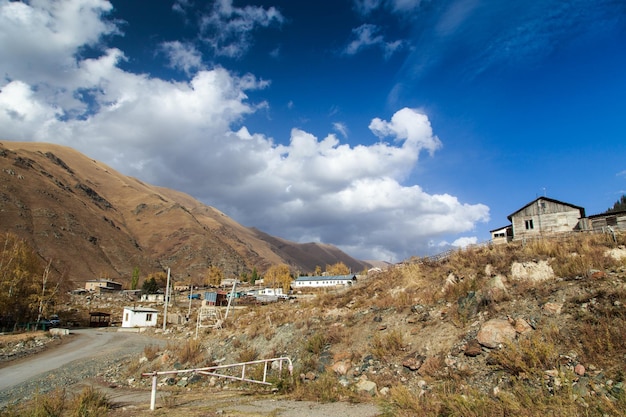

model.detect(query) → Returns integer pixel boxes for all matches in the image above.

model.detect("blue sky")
[1,0,625,262]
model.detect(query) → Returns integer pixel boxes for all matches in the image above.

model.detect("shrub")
[69,386,110,417]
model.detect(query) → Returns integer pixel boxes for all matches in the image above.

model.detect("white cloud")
[0,0,490,261]
[451,236,478,248]
[195,0,284,58]
[344,24,405,58]
[160,41,204,76]
[333,122,349,138]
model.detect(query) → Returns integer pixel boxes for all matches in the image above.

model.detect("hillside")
[0,141,369,287]
[3,233,625,416]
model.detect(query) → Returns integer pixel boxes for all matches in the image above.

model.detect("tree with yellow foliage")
[264,264,292,293]
[205,265,223,287]
[0,233,49,329]
[325,262,350,276]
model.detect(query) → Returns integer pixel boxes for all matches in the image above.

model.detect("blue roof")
[295,274,356,282]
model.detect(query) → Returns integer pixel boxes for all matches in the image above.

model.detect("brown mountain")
[0,141,370,287]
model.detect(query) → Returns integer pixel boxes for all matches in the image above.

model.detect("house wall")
[122,308,158,328]
[85,280,122,291]
[511,199,582,240]
[294,278,353,287]
[589,212,626,232]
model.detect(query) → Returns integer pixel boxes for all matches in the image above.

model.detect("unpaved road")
[0,328,161,408]
[0,329,383,416]
[0,329,134,390]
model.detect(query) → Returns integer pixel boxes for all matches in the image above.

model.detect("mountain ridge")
[0,141,370,286]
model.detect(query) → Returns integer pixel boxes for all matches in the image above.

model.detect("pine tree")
[606,195,626,213]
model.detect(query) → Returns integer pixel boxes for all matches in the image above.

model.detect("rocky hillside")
[3,233,626,416]
[98,233,625,416]
[0,141,369,287]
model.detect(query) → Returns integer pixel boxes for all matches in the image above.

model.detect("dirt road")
[0,328,161,407]
[0,329,383,416]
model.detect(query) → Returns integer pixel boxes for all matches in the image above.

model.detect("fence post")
[150,374,157,411]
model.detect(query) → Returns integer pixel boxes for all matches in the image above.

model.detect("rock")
[305,371,317,381]
[575,364,586,376]
[332,360,351,375]
[512,318,533,334]
[589,270,606,280]
[338,377,350,387]
[464,339,483,357]
[443,273,457,292]
[356,379,377,396]
[402,353,425,371]
[457,291,479,320]
[542,302,563,316]
[379,386,390,396]
[511,261,555,282]
[477,319,516,348]
[486,275,508,302]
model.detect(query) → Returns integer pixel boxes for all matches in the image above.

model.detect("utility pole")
[163,267,170,331]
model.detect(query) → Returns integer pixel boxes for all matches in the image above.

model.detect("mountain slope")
[0,141,369,286]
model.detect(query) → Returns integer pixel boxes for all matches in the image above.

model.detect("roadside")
[0,329,383,416]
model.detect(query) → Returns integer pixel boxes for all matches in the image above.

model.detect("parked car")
[49,314,61,327]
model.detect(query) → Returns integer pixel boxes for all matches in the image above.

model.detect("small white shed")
[122,307,158,328]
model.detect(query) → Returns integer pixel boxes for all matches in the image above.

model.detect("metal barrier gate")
[142,356,293,411]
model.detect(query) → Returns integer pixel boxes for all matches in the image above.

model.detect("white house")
[122,307,158,328]
[293,274,357,288]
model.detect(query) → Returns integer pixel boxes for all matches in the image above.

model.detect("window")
[146,313,152,322]
[525,219,534,230]
[124,313,129,322]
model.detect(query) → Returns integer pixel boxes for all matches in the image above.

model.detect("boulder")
[511,261,554,282]
[477,319,516,348]
[356,379,377,396]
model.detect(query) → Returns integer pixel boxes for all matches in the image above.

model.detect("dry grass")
[0,386,109,417]
[371,329,404,361]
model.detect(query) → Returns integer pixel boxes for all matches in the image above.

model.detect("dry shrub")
[143,343,159,361]
[416,355,443,377]
[175,338,203,365]
[488,329,560,377]
[69,386,110,417]
[29,388,67,417]
[305,332,328,354]
[371,329,404,360]
[292,372,355,403]
[326,323,346,344]
[237,346,258,363]
[577,300,626,371]
[385,385,422,416]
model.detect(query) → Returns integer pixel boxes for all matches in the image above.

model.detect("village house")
[121,306,158,328]
[491,197,626,243]
[85,279,123,292]
[293,274,357,288]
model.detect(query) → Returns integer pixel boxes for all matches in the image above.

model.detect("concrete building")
[121,306,158,328]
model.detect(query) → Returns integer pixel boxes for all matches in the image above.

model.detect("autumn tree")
[205,265,223,287]
[264,264,292,293]
[142,277,159,294]
[325,262,350,276]
[314,265,322,276]
[0,233,44,329]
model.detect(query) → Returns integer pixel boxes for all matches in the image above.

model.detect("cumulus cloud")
[0,0,489,261]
